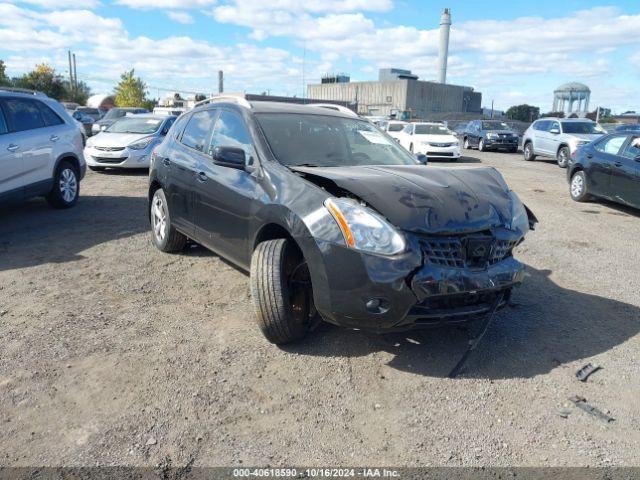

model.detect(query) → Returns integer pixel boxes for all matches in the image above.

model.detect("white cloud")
[115,0,216,8]
[166,11,194,24]
[15,0,101,8]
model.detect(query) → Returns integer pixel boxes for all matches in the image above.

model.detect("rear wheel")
[570,170,590,202]
[150,188,187,252]
[46,160,79,209]
[523,142,536,161]
[557,146,570,168]
[250,238,316,345]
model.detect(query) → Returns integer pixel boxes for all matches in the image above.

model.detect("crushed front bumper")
[305,230,525,332]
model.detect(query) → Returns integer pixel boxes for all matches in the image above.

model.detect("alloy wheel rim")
[525,145,531,159]
[152,194,167,241]
[59,168,77,203]
[559,150,568,165]
[571,175,584,197]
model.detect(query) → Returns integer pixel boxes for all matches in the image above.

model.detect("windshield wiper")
[291,163,318,168]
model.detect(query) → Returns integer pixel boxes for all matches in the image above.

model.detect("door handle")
[7,144,18,152]
[49,135,59,142]
[614,162,623,168]
[197,172,208,182]
[586,154,593,159]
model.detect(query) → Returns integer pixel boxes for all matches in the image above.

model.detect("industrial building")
[307,68,482,119]
[306,9,482,120]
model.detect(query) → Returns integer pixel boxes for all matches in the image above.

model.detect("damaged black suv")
[148,98,537,344]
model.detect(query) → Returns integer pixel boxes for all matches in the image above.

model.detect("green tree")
[114,69,150,108]
[0,60,11,87]
[63,79,91,105]
[506,104,540,122]
[13,63,66,99]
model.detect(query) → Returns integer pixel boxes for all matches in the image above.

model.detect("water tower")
[552,82,590,115]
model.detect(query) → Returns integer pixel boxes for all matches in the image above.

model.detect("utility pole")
[218,70,223,94]
[595,106,600,123]
[72,53,77,91]
[67,50,74,93]
[491,100,494,119]
[302,46,306,100]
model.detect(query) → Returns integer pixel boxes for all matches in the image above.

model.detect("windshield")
[387,123,405,132]
[106,117,162,134]
[103,109,131,121]
[561,122,605,134]
[415,124,451,135]
[256,113,418,168]
[482,121,511,130]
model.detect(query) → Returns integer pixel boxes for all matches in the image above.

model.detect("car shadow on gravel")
[285,266,640,380]
[0,195,148,272]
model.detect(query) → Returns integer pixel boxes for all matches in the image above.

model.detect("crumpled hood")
[293,165,517,234]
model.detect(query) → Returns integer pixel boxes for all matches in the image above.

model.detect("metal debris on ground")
[576,363,602,382]
[569,395,614,423]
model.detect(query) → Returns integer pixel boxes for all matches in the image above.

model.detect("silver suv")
[0,88,86,208]
[522,118,606,168]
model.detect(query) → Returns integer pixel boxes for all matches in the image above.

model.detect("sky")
[1,0,639,113]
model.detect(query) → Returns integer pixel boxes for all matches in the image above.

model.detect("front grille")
[429,152,454,156]
[94,157,126,164]
[94,146,125,152]
[420,236,516,269]
[429,142,455,147]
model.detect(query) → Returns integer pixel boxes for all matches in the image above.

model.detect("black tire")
[463,137,470,149]
[523,142,536,161]
[250,238,315,345]
[89,166,106,172]
[557,146,570,168]
[46,160,79,209]
[570,170,591,202]
[150,188,187,252]
[478,138,486,152]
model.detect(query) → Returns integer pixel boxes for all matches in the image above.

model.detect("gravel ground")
[1,150,639,468]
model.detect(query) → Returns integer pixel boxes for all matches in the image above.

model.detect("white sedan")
[379,120,408,141]
[84,114,176,170]
[397,122,460,161]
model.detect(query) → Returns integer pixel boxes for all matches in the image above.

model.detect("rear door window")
[3,98,45,132]
[36,101,64,126]
[595,135,627,155]
[180,110,216,154]
[0,104,7,134]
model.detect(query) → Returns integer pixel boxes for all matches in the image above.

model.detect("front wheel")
[570,170,590,202]
[150,188,187,252]
[557,146,570,168]
[463,137,470,149]
[46,160,79,208]
[523,142,536,161]
[478,138,486,152]
[250,239,316,345]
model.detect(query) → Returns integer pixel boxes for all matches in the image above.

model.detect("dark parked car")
[462,120,519,152]
[92,107,148,135]
[614,124,640,133]
[567,133,640,209]
[148,98,537,344]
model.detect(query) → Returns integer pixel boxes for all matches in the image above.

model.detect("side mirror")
[549,128,560,134]
[416,154,428,165]
[212,146,246,170]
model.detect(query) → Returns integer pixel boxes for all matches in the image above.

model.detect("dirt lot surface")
[1,151,639,468]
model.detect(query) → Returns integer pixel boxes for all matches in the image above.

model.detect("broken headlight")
[324,198,406,255]
[508,191,529,234]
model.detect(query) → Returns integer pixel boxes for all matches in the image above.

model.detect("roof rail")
[308,103,359,118]
[194,95,252,109]
[0,87,47,97]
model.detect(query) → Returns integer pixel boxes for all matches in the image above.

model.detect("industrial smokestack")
[218,70,223,94]
[437,8,451,84]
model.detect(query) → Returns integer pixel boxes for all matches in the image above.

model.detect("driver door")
[194,109,259,269]
[614,136,640,207]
